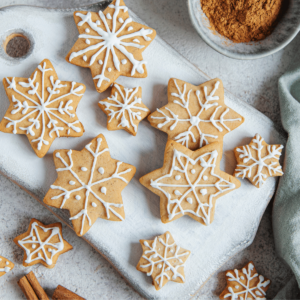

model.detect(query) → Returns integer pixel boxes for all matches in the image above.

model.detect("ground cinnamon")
[201,0,284,43]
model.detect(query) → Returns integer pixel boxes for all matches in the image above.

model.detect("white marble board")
[0,3,286,299]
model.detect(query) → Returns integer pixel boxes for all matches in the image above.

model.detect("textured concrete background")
[0,0,299,299]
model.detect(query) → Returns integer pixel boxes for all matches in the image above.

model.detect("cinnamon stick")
[18,276,39,300]
[26,271,49,300]
[52,285,85,300]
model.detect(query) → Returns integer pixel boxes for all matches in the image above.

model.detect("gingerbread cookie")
[0,256,14,277]
[136,231,190,290]
[44,134,136,236]
[66,0,156,93]
[234,134,283,188]
[0,59,86,158]
[220,261,270,299]
[140,140,240,225]
[14,219,72,269]
[98,83,150,135]
[148,78,244,150]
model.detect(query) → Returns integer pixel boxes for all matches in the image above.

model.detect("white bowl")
[188,0,300,60]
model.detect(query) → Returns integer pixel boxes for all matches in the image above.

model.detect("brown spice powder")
[201,0,284,43]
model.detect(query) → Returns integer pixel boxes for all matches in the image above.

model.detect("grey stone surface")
[0,0,298,299]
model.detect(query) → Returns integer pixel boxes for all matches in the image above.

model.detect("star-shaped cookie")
[140,140,240,225]
[66,0,156,93]
[0,256,14,277]
[44,134,136,236]
[14,219,73,269]
[148,78,244,150]
[0,59,86,158]
[220,261,271,299]
[98,83,150,136]
[234,134,283,188]
[136,231,190,290]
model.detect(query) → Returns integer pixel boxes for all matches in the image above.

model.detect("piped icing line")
[50,138,131,235]
[150,148,235,225]
[69,0,154,89]
[17,222,64,266]
[151,79,242,148]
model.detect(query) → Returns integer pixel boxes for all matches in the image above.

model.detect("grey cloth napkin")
[273,56,300,299]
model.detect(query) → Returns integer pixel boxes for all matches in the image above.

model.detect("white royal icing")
[0,259,11,273]
[75,195,81,200]
[81,167,88,171]
[140,233,189,289]
[4,61,84,151]
[69,0,153,89]
[100,84,148,132]
[151,80,242,148]
[17,222,64,266]
[98,167,105,174]
[50,138,131,235]
[224,263,270,299]
[235,134,283,187]
[121,59,127,65]
[150,148,235,224]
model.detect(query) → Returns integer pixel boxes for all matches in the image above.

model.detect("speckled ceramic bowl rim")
[187,0,300,60]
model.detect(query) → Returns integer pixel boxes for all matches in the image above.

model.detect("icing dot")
[0,258,1,261]
[157,264,162,269]
[5,261,9,265]
[170,249,174,253]
[86,39,90,45]
[128,26,133,31]
[106,13,112,19]
[119,17,124,23]
[203,175,208,181]
[38,253,42,258]
[83,55,87,61]
[69,181,75,185]
[200,189,207,196]
[75,195,81,200]
[101,187,107,195]
[96,20,100,25]
[133,38,140,43]
[32,236,36,241]
[48,248,52,253]
[186,197,193,204]
[175,175,181,180]
[235,285,239,289]
[240,276,245,280]
[174,190,182,196]
[98,167,104,174]
[108,67,112,72]
[98,60,103,65]
[32,244,36,249]
[92,202,97,207]
[191,169,196,174]
[85,28,90,33]
[121,59,127,65]
[81,167,88,171]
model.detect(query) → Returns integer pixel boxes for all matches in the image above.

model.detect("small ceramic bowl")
[187,0,300,60]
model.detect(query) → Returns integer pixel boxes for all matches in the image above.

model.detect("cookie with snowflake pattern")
[98,83,150,135]
[137,231,190,290]
[44,134,136,236]
[234,134,283,188]
[0,256,14,278]
[220,261,270,299]
[66,0,156,93]
[140,140,240,225]
[14,219,73,269]
[148,78,244,150]
[0,59,86,158]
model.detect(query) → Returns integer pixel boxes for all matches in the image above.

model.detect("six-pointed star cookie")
[234,134,283,188]
[0,59,86,158]
[98,83,150,135]
[0,256,14,278]
[219,261,271,300]
[14,219,73,269]
[66,0,156,93]
[148,78,244,150]
[136,231,190,290]
[140,140,240,225]
[44,134,136,236]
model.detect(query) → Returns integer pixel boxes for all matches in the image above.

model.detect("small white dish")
[188,0,300,60]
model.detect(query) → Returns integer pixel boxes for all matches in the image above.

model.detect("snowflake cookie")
[220,261,271,300]
[98,83,150,135]
[14,219,73,269]
[234,134,283,188]
[149,78,244,150]
[66,0,156,93]
[139,140,240,225]
[44,134,136,236]
[0,256,14,278]
[136,231,190,290]
[0,59,86,158]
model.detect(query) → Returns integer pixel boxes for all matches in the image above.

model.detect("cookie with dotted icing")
[43,134,136,236]
[0,59,86,158]
[234,134,283,188]
[219,261,270,299]
[148,78,244,150]
[98,83,150,136]
[0,256,14,277]
[136,231,190,290]
[13,219,73,269]
[66,0,156,93]
[139,140,240,225]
